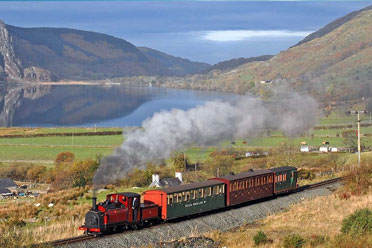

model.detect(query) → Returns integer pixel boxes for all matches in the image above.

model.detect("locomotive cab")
[80,192,141,235]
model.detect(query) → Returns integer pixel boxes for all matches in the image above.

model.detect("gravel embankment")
[66,183,340,248]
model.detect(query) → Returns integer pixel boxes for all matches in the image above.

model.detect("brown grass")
[207,191,372,247]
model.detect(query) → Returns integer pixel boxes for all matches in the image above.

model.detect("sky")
[0,1,371,64]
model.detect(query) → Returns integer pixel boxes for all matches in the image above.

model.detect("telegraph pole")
[347,110,368,167]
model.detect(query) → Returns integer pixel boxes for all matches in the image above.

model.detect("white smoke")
[93,92,319,186]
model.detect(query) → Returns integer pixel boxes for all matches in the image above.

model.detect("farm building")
[149,173,182,188]
[319,146,329,152]
[300,145,309,152]
[0,178,18,198]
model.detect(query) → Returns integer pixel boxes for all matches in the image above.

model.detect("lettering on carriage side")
[185,200,207,208]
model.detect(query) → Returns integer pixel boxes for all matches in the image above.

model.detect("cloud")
[201,30,313,42]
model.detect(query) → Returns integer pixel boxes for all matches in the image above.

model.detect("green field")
[0,127,124,136]
[0,132,124,163]
[0,135,123,146]
[1,110,371,165]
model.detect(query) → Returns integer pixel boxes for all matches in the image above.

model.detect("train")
[79,166,298,235]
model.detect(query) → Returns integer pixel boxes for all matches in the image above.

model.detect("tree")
[52,158,99,189]
[171,152,187,172]
[55,152,75,166]
[366,99,372,113]
[206,155,235,177]
[342,130,358,151]
[26,165,47,182]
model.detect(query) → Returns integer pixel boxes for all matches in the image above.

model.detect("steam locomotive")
[80,166,298,235]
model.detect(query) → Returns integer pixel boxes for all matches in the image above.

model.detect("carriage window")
[284,174,287,181]
[178,193,182,202]
[199,188,203,198]
[212,186,217,195]
[191,190,196,199]
[186,191,190,201]
[245,180,248,188]
[168,195,173,205]
[206,187,212,196]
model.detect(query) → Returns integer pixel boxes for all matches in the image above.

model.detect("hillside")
[210,5,372,100]
[0,21,210,82]
[134,5,372,101]
[202,55,273,73]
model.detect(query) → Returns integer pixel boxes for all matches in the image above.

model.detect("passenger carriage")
[143,180,225,220]
[211,169,274,206]
[269,166,298,194]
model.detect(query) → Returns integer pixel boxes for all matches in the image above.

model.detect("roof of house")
[0,188,11,194]
[0,178,17,188]
[159,178,182,188]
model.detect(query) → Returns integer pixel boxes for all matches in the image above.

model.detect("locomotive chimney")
[92,196,97,211]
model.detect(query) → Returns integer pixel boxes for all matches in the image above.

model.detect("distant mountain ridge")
[203,55,273,73]
[0,21,210,82]
[294,5,372,47]
[172,4,372,101]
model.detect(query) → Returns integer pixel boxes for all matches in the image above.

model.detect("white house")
[300,145,309,152]
[319,146,329,152]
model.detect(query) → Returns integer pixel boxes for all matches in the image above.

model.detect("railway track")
[45,177,343,247]
[45,235,96,246]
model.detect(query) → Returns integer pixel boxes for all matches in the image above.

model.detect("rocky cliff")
[0,21,210,82]
[0,20,23,80]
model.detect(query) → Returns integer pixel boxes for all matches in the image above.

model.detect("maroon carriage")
[211,169,274,206]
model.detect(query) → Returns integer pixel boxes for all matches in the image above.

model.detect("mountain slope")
[294,5,372,47]
[0,21,210,82]
[138,47,210,76]
[203,55,273,73]
[195,5,372,99]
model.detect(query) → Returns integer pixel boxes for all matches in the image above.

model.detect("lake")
[0,83,238,127]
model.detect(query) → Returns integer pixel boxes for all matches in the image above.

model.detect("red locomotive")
[79,192,159,235]
[80,166,298,235]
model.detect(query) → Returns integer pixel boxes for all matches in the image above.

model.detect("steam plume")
[93,92,318,186]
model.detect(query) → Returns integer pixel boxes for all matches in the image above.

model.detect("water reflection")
[0,83,237,127]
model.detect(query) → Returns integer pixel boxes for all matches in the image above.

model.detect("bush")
[332,233,372,248]
[341,208,372,237]
[253,231,268,246]
[298,169,315,180]
[282,233,305,248]
[0,230,33,248]
[55,151,75,166]
[343,162,372,195]
[309,235,328,246]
